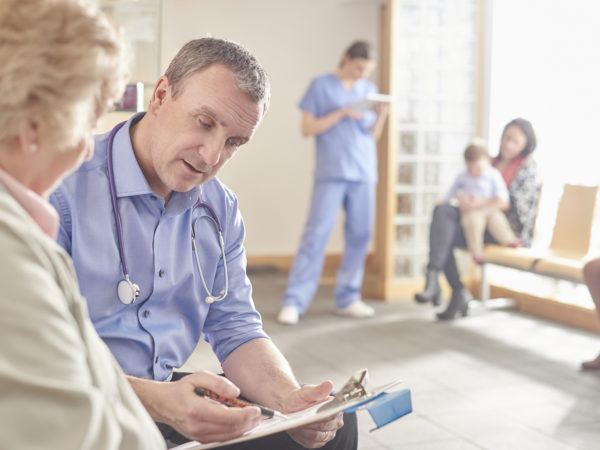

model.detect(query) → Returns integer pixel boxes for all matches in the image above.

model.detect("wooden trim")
[369,0,397,300]
[468,283,600,334]
[247,253,377,286]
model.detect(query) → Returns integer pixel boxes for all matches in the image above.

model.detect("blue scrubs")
[281,74,378,314]
[50,113,268,381]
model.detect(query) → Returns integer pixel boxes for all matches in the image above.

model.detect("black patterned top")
[504,159,540,246]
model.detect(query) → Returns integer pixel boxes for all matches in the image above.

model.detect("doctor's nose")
[198,136,223,167]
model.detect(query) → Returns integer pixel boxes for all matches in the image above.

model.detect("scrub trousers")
[281,179,375,314]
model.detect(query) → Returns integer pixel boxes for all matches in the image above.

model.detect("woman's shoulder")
[516,157,539,179]
[519,156,538,170]
[511,158,541,194]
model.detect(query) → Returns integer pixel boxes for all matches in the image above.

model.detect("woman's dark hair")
[339,41,372,67]
[502,117,537,157]
[345,41,371,60]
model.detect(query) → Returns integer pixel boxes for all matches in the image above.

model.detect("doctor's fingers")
[286,381,334,410]
[181,401,262,443]
[301,411,344,433]
[176,370,241,399]
[287,412,344,448]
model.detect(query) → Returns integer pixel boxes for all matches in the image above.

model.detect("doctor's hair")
[164,37,271,117]
[0,0,129,149]
[339,41,372,67]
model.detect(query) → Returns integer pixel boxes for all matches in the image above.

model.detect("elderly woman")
[0,0,165,448]
[415,118,539,320]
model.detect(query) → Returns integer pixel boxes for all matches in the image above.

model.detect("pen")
[194,387,275,418]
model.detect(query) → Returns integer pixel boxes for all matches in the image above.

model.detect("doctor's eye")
[226,138,243,149]
[198,117,213,130]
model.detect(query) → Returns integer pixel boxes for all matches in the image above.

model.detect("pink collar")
[0,168,59,239]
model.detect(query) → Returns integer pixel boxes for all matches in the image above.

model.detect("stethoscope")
[107,121,229,305]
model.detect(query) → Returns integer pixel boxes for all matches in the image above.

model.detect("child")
[445,141,522,263]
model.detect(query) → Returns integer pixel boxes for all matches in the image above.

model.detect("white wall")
[161,0,381,256]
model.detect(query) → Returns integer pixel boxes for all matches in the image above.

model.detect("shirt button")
[158,269,165,277]
[150,195,157,200]
[144,310,150,318]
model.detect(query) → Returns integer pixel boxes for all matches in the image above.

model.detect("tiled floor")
[182,268,600,449]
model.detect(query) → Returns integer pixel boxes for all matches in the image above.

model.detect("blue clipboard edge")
[344,389,413,431]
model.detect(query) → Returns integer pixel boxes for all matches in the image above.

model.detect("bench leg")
[480,262,490,304]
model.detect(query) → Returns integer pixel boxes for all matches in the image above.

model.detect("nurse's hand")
[283,381,344,448]
[343,104,365,120]
[128,371,262,443]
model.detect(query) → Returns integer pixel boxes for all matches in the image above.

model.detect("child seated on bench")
[446,141,522,264]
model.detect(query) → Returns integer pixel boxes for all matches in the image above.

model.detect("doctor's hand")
[129,370,262,444]
[283,381,344,449]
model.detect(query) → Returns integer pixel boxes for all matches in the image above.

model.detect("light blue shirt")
[50,114,268,381]
[444,166,509,202]
[299,74,378,183]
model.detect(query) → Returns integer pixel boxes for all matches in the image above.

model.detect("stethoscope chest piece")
[117,277,140,305]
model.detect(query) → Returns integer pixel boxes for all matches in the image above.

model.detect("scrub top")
[299,73,378,183]
[50,113,268,381]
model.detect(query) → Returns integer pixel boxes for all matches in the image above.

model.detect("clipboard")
[173,369,412,449]
[350,93,393,113]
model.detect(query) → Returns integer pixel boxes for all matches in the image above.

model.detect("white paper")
[173,379,403,450]
[350,93,393,112]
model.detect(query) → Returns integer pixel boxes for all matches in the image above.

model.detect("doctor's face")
[142,64,262,199]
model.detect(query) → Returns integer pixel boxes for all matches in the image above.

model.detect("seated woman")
[581,258,600,370]
[0,1,165,448]
[414,118,539,320]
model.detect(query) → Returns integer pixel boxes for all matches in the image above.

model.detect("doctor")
[50,38,357,449]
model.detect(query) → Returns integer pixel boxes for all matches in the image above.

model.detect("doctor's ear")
[149,76,170,114]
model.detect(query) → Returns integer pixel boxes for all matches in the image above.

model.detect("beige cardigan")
[0,186,165,449]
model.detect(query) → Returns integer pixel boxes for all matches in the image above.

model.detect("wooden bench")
[479,184,599,302]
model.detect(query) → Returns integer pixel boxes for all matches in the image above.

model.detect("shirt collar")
[112,112,154,198]
[0,167,59,239]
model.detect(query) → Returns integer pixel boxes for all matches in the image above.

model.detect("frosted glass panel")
[393,0,478,279]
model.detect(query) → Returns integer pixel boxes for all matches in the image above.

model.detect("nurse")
[50,37,357,449]
[278,41,389,325]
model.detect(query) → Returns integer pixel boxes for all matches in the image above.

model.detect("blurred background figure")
[0,0,165,448]
[415,118,539,320]
[278,40,389,325]
[581,258,600,370]
[446,141,522,266]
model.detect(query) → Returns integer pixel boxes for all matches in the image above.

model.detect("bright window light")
[489,0,600,187]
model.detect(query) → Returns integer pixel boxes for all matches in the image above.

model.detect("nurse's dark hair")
[501,117,537,157]
[340,41,372,67]
[164,37,270,116]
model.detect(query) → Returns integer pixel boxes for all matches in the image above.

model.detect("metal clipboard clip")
[317,368,413,431]
[316,368,369,413]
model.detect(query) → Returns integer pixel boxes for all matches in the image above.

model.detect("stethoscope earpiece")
[205,290,226,304]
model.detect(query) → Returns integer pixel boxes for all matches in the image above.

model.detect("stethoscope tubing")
[106,121,130,278]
